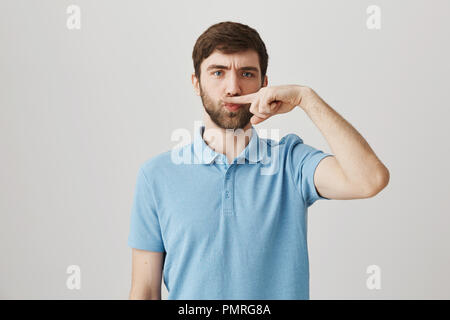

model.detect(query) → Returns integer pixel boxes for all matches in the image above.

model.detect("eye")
[213,71,222,76]
[243,72,254,78]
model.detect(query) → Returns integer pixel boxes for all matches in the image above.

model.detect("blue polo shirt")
[127,123,333,299]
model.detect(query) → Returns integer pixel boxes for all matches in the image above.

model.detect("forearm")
[298,87,389,191]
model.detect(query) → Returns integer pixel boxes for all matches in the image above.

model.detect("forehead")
[201,49,260,71]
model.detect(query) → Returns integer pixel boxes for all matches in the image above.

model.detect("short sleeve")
[127,167,165,252]
[286,134,334,207]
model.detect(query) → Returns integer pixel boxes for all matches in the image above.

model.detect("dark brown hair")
[192,21,269,86]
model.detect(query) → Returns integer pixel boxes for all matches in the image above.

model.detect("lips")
[224,103,241,112]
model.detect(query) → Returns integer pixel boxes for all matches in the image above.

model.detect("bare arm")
[129,248,165,300]
[221,84,389,199]
[299,87,390,199]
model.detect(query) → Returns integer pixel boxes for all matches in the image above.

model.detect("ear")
[262,75,268,87]
[192,73,200,96]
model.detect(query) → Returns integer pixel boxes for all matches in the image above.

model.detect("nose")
[225,72,242,97]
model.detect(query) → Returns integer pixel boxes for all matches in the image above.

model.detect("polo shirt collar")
[193,124,266,164]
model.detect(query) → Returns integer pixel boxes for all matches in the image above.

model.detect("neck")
[202,114,253,164]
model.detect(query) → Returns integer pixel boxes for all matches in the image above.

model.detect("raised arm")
[222,85,390,200]
[300,87,390,199]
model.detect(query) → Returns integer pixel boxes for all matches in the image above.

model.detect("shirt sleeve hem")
[306,153,334,206]
[127,239,166,252]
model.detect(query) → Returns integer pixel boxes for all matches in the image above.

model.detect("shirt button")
[225,191,230,198]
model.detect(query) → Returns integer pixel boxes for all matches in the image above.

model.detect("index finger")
[222,92,257,104]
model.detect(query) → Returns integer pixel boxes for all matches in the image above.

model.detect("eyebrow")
[206,64,259,73]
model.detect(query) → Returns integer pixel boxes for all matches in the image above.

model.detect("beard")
[199,84,254,130]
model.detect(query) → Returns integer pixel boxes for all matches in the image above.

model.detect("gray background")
[1,0,449,299]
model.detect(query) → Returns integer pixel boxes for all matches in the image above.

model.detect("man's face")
[193,49,267,130]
